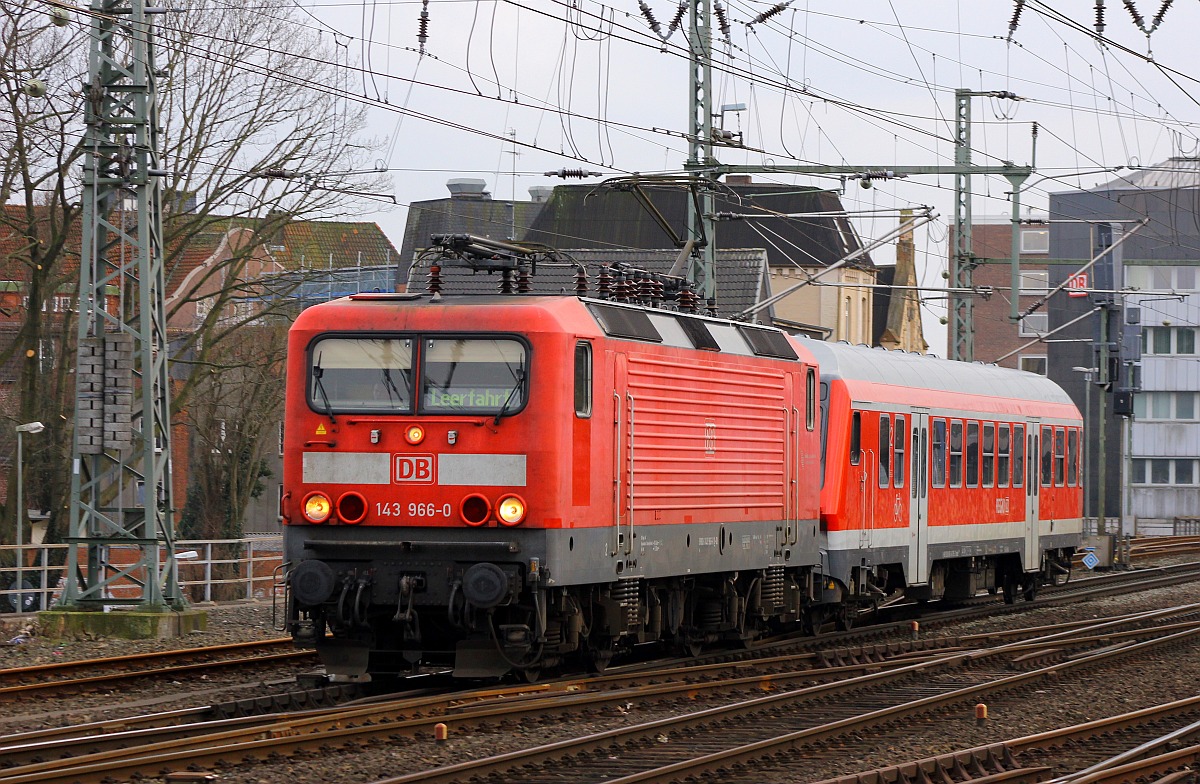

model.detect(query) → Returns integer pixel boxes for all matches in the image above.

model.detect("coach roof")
[801,339,1075,407]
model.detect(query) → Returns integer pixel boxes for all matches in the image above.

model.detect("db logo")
[395,454,435,483]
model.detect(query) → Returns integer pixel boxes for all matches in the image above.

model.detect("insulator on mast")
[713,1,731,40]
[638,0,663,37]
[1007,0,1024,40]
[417,0,430,54]
[749,1,791,26]
[666,2,686,38]
[1094,0,1105,34]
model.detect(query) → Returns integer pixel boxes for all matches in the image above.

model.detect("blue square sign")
[1082,551,1100,570]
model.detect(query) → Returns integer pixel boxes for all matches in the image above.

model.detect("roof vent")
[528,186,554,203]
[447,178,490,199]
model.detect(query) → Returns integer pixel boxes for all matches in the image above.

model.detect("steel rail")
[8,603,1194,778]
[364,616,1200,784]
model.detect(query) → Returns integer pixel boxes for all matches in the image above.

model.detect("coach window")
[931,419,947,487]
[1013,424,1025,487]
[1054,428,1066,486]
[949,421,963,487]
[894,415,906,488]
[1040,426,1054,486]
[878,414,891,487]
[997,425,1010,487]
[1067,428,1078,486]
[966,422,980,487]
[806,368,816,431]
[574,342,592,417]
[850,411,862,465]
[982,424,995,487]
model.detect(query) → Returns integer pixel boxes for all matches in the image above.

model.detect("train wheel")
[1022,581,1039,602]
[585,640,615,674]
[521,667,541,683]
[834,606,854,632]
[1002,578,1017,604]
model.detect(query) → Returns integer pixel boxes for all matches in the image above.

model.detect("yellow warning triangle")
[316,423,327,435]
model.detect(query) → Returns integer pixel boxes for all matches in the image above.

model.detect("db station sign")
[1067,271,1089,297]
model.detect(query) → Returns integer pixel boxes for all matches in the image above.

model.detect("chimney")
[447,178,491,200]
[528,186,554,203]
[725,175,752,185]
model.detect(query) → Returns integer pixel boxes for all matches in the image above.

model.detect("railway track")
[2,597,1198,784]
[0,638,314,701]
[812,692,1200,784]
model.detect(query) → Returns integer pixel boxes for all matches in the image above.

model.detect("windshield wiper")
[312,353,336,424]
[492,367,525,426]
[381,368,409,408]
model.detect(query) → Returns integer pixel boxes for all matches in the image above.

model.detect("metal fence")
[1,537,283,615]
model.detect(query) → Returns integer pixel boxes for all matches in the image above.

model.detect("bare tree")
[0,0,387,547]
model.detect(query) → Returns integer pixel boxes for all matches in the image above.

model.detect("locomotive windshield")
[306,335,527,415]
[422,338,526,414]
[309,338,414,412]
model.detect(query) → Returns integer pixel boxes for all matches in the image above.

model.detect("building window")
[1020,230,1049,254]
[1178,266,1196,290]
[1018,355,1047,375]
[1179,328,1196,355]
[1018,270,1048,293]
[278,421,285,455]
[1019,313,1048,337]
[1134,458,1200,485]
[1135,392,1198,421]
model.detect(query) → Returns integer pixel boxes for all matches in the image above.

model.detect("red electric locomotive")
[282,281,826,677]
[807,339,1081,615]
[280,242,1082,679]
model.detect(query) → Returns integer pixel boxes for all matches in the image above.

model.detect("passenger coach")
[806,339,1081,613]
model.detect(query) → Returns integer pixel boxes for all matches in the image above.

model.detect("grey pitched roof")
[522,183,869,271]
[1090,158,1200,191]
[399,197,547,271]
[410,247,773,324]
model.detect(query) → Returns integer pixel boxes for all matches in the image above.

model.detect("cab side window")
[850,411,862,465]
[574,342,592,417]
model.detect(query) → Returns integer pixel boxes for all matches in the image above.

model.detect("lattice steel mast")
[59,0,182,609]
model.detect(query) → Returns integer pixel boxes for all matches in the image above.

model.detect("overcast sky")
[304,0,1200,349]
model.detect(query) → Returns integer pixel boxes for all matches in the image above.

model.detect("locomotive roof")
[800,339,1075,406]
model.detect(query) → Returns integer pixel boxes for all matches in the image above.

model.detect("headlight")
[405,425,425,445]
[337,491,367,524]
[460,494,490,526]
[496,494,527,525]
[302,492,333,523]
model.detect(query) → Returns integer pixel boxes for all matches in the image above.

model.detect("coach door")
[907,410,930,584]
[1024,421,1040,571]
[611,353,634,557]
